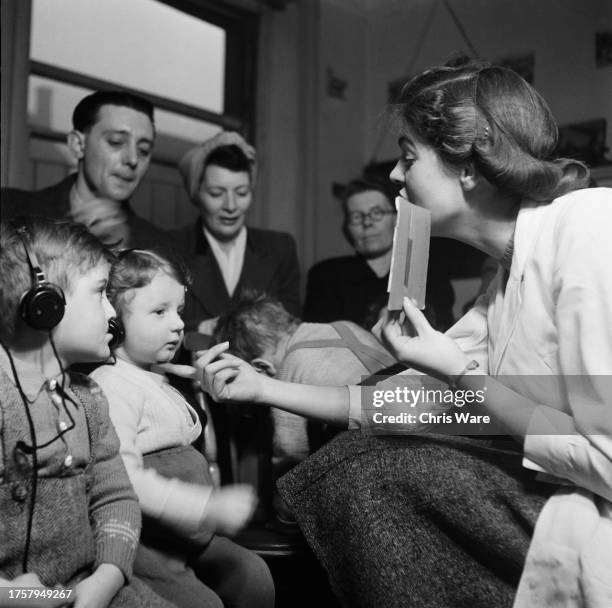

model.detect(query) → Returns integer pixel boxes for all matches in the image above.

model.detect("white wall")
[256,0,371,280]
[257,0,612,280]
[365,0,612,163]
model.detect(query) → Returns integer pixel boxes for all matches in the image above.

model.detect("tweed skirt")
[278,431,555,608]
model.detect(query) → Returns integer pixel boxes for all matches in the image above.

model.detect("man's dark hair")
[72,90,155,132]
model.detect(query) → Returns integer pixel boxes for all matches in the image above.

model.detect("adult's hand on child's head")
[204,484,258,536]
[382,297,469,380]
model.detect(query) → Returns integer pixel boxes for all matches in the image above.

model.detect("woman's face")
[389,129,464,235]
[345,190,396,259]
[195,164,252,242]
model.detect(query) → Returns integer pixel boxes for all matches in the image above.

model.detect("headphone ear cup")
[108,317,125,350]
[19,283,66,331]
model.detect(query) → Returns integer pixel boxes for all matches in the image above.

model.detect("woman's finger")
[381,320,413,355]
[209,368,240,397]
[156,362,197,379]
[204,358,242,376]
[195,341,230,367]
[211,367,239,385]
[401,297,433,335]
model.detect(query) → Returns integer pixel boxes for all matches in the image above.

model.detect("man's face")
[76,105,154,202]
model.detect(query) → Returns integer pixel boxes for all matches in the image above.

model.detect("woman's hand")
[195,343,264,404]
[382,297,469,381]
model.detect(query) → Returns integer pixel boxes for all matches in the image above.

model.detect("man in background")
[2,90,176,250]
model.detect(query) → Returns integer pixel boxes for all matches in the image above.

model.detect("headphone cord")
[1,343,39,574]
[1,336,68,574]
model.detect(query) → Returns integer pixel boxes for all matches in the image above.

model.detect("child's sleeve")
[85,381,141,582]
[97,376,212,536]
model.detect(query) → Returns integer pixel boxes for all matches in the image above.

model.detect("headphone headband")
[16,226,46,282]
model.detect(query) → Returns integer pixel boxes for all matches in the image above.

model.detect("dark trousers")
[278,431,556,608]
[135,535,274,608]
[135,445,274,608]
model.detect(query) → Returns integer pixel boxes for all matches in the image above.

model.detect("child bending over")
[90,249,274,608]
[0,217,174,608]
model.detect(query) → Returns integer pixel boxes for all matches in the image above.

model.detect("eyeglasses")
[346,207,396,226]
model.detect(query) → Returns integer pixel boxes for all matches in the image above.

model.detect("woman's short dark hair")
[395,62,589,201]
[204,145,251,175]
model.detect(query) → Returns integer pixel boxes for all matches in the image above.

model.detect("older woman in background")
[304,176,454,331]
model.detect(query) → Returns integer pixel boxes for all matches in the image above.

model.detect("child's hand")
[382,297,469,381]
[196,344,265,404]
[203,485,258,535]
[71,564,123,608]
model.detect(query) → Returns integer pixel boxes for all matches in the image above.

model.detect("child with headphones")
[89,249,274,608]
[0,218,176,607]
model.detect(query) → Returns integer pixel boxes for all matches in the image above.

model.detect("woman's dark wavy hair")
[396,62,589,201]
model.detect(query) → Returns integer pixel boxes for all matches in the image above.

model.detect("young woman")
[90,249,274,608]
[197,62,612,607]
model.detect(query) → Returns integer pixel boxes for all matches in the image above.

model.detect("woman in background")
[174,131,300,333]
[303,176,454,331]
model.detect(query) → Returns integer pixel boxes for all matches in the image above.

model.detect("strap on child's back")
[284,321,396,374]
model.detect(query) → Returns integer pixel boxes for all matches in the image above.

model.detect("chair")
[195,390,341,607]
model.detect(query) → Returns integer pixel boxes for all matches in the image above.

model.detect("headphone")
[16,226,66,331]
[108,317,125,350]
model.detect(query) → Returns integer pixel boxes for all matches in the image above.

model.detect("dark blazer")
[1,174,178,251]
[171,219,301,330]
[304,252,455,331]
[304,255,387,327]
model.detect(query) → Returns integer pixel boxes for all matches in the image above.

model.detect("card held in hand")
[387,197,431,311]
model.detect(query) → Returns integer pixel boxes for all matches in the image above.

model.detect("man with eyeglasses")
[304,176,455,331]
